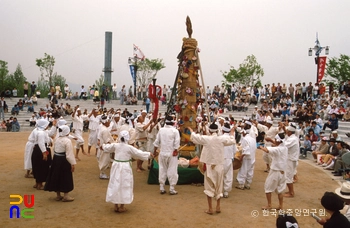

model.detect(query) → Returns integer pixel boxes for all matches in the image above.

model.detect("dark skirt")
[45,153,74,193]
[31,145,52,183]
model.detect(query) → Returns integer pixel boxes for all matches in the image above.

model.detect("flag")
[129,65,137,88]
[317,56,327,83]
[133,44,145,60]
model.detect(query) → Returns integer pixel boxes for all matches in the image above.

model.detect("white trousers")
[88,129,97,147]
[98,150,111,174]
[237,158,255,185]
[223,158,233,193]
[264,170,286,194]
[286,160,297,184]
[74,129,84,149]
[204,164,224,200]
[158,153,178,189]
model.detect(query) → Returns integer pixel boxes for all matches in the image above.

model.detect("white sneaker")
[99,174,109,179]
[223,192,229,198]
[321,163,327,167]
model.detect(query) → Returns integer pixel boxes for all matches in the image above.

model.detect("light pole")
[128,56,138,97]
[308,33,329,83]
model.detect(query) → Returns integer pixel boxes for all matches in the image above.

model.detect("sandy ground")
[0,132,341,228]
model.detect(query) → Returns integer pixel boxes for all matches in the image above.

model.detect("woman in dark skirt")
[32,119,52,190]
[45,125,76,202]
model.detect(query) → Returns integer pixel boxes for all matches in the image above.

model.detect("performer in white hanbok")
[72,107,87,160]
[254,119,281,172]
[102,130,152,213]
[189,123,236,215]
[236,123,257,190]
[222,122,237,198]
[153,116,180,195]
[282,124,299,198]
[31,119,52,190]
[45,125,76,202]
[87,108,101,156]
[259,133,288,210]
[97,115,114,179]
[24,128,37,178]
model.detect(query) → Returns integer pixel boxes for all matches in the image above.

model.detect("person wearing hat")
[97,115,114,179]
[72,106,87,161]
[29,114,37,127]
[331,130,342,142]
[153,115,180,195]
[31,119,52,190]
[236,124,257,190]
[254,119,281,173]
[260,133,288,210]
[335,182,350,221]
[45,125,76,202]
[189,123,236,214]
[321,138,339,169]
[216,116,225,135]
[317,192,350,227]
[87,108,101,156]
[118,113,136,146]
[282,123,300,198]
[101,130,153,213]
[311,137,330,161]
[222,122,237,198]
[24,124,38,178]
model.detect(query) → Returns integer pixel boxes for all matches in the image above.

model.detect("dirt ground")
[0,132,341,228]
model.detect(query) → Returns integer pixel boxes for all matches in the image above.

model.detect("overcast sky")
[1,0,350,92]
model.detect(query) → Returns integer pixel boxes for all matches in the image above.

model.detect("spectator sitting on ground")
[29,114,37,126]
[300,134,312,158]
[11,117,20,132]
[6,119,12,131]
[321,139,339,169]
[0,120,6,130]
[311,137,329,161]
[332,142,350,176]
[335,182,350,222]
[31,95,38,105]
[11,104,19,115]
[323,113,338,131]
[331,130,342,142]
[17,99,24,111]
[27,103,34,113]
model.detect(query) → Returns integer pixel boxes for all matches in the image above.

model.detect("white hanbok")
[103,143,150,204]
[237,134,257,186]
[283,134,300,184]
[223,132,237,194]
[24,128,37,170]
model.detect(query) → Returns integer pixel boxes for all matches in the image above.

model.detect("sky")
[1,0,350,93]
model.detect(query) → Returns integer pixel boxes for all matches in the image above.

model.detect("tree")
[222,55,264,88]
[135,58,165,87]
[52,73,66,93]
[6,64,27,96]
[94,74,105,92]
[36,53,55,87]
[324,54,350,88]
[0,60,9,93]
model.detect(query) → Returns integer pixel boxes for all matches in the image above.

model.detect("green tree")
[0,60,9,93]
[6,64,27,96]
[135,58,165,87]
[36,53,55,87]
[94,74,105,92]
[52,73,66,94]
[36,75,50,98]
[222,55,264,88]
[324,54,350,88]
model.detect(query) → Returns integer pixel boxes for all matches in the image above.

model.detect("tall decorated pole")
[174,16,200,157]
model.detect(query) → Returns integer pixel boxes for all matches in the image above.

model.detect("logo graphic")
[9,194,35,219]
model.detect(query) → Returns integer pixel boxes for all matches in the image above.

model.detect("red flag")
[317,56,327,83]
[133,44,145,60]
